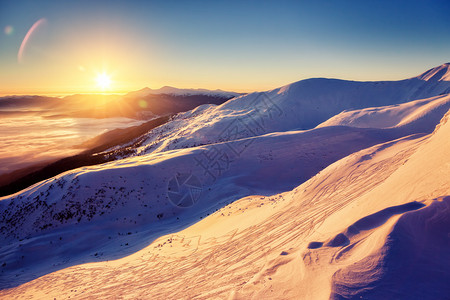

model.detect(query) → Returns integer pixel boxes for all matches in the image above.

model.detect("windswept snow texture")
[1,64,450,299]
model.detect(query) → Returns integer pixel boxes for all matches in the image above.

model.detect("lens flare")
[138,99,148,108]
[18,18,47,64]
[4,25,13,35]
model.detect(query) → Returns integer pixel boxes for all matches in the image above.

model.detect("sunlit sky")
[1,0,450,95]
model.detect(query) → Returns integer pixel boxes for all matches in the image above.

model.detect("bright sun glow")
[96,73,111,90]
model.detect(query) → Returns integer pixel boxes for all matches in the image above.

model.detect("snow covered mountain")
[120,86,241,118]
[416,62,450,81]
[1,63,450,299]
[111,63,450,158]
[317,94,450,130]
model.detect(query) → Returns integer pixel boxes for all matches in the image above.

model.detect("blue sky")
[0,0,449,94]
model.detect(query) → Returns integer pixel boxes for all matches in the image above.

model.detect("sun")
[96,73,111,90]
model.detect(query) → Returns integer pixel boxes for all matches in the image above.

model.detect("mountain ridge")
[115,64,450,159]
[125,86,242,99]
[1,63,450,298]
[416,62,450,81]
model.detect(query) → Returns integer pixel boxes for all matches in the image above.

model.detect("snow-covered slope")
[416,62,450,81]
[0,92,449,291]
[119,63,450,158]
[317,94,450,130]
[1,64,450,298]
[0,122,407,288]
[2,109,448,299]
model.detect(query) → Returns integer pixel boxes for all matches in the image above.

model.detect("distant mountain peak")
[138,87,153,92]
[126,86,241,98]
[416,63,450,82]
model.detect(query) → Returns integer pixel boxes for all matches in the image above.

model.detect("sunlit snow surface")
[1,64,450,299]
